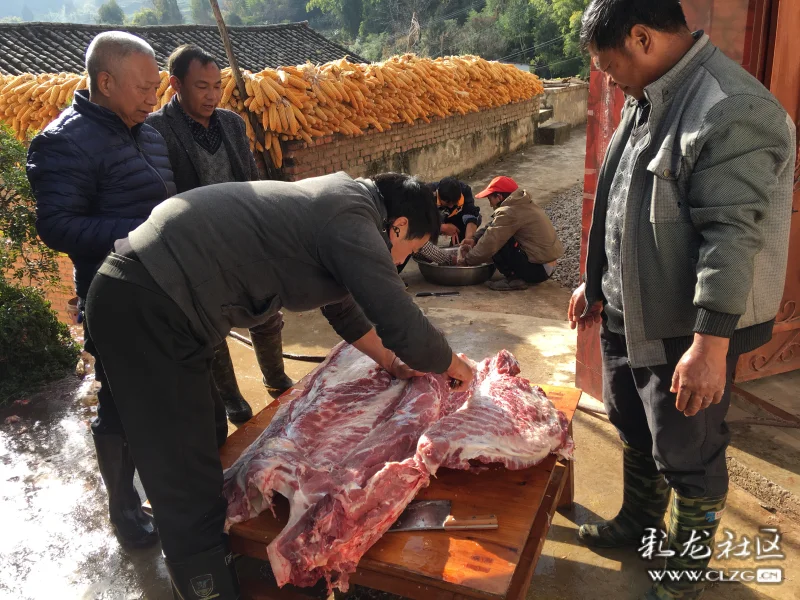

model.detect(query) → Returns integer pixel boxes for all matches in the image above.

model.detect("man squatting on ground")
[85,172,475,597]
[398,176,482,272]
[146,43,293,426]
[459,176,564,291]
[27,32,175,550]
[567,2,795,599]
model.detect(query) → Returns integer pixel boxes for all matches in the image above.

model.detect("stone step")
[535,121,570,145]
[538,107,554,123]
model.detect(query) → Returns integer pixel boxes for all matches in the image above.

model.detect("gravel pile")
[544,183,583,291]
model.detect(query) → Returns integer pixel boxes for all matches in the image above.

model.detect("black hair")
[168,44,220,81]
[580,0,688,51]
[437,177,462,204]
[373,173,440,241]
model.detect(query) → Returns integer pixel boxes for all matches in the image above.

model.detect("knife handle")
[444,515,499,530]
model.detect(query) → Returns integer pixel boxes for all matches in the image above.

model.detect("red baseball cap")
[475,176,519,198]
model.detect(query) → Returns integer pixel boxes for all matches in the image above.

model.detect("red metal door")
[576,0,782,398]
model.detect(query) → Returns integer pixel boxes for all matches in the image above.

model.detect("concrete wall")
[542,83,589,128]
[282,97,541,182]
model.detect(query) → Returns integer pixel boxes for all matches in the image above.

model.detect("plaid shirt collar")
[173,96,223,154]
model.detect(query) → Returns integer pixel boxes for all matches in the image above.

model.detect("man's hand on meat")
[351,328,423,379]
[351,328,473,390]
[671,334,729,417]
[446,353,474,392]
[386,354,425,379]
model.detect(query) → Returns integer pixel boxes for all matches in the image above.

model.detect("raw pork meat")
[222,343,572,591]
[417,350,574,474]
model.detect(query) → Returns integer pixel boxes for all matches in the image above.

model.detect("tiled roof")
[0,21,366,75]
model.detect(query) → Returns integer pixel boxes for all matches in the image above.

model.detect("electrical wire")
[496,33,567,63]
[532,55,584,72]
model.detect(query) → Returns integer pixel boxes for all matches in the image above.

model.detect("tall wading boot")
[251,329,294,394]
[643,493,727,600]
[166,542,240,600]
[579,443,671,548]
[211,341,253,423]
[92,431,159,548]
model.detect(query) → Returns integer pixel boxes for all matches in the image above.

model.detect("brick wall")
[44,255,76,324]
[8,252,75,324]
[20,254,76,325]
[282,97,541,182]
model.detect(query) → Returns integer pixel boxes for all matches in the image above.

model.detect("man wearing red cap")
[459,176,564,291]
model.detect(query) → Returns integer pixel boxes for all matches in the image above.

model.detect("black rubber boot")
[211,341,253,423]
[166,543,240,600]
[252,330,294,394]
[579,443,670,548]
[92,431,159,549]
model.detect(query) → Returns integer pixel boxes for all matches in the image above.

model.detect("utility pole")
[207,0,281,179]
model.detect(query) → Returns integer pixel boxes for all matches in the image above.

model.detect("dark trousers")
[600,325,737,498]
[493,238,550,284]
[86,262,226,561]
[79,297,124,435]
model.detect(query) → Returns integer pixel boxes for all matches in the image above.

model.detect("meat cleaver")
[388,500,498,532]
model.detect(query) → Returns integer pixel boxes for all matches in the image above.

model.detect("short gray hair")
[85,31,156,92]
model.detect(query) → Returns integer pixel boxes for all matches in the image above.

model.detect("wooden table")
[220,384,580,600]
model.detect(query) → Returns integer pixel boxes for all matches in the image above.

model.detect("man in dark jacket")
[85,172,474,597]
[568,3,795,599]
[427,177,481,244]
[26,31,176,550]
[146,44,292,426]
[397,177,481,274]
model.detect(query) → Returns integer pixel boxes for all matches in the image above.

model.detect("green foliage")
[0,125,62,288]
[130,7,160,24]
[97,0,125,24]
[221,0,309,25]
[226,11,243,24]
[0,280,80,405]
[154,0,184,24]
[350,31,390,62]
[217,0,591,77]
[190,0,214,24]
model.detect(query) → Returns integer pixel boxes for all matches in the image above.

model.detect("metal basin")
[414,257,496,287]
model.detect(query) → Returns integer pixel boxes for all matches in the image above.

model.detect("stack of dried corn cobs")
[0,72,88,140]
[0,54,544,169]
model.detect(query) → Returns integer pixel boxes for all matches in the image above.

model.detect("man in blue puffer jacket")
[27,31,176,550]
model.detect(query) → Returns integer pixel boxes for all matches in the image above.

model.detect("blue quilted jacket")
[27,90,176,298]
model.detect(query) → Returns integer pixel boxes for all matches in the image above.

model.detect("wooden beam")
[207,0,281,180]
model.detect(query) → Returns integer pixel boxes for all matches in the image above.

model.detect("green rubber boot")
[643,492,726,599]
[579,443,670,548]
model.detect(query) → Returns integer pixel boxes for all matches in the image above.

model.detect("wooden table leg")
[504,463,567,600]
[557,422,575,510]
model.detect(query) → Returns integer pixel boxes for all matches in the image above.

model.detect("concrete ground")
[2,128,799,599]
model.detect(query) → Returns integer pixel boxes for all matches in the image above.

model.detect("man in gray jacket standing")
[147,44,293,426]
[85,172,474,598]
[567,2,795,599]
